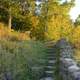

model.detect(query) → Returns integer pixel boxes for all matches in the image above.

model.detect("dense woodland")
[0,0,80,80]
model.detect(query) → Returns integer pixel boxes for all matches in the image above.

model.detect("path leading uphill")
[40,42,58,80]
[40,39,80,80]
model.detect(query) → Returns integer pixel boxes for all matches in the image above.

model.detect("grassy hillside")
[0,23,47,80]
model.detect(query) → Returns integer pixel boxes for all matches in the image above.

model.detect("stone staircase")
[40,39,80,80]
[40,44,57,80]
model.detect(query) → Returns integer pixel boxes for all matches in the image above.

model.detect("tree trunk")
[8,8,12,30]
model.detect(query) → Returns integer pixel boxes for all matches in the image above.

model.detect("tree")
[45,0,74,42]
[30,0,75,41]
[0,0,33,31]
[30,0,50,40]
[71,26,80,48]
[71,15,80,48]
[0,0,21,29]
[74,15,80,26]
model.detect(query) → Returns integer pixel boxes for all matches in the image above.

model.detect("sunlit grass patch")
[0,23,30,41]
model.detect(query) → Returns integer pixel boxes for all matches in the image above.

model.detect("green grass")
[0,40,47,80]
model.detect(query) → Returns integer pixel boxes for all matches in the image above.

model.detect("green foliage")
[0,0,75,41]
[0,0,33,31]
[30,0,75,41]
[45,0,74,42]
[12,16,32,31]
[75,15,80,26]
[30,17,46,41]
[0,8,8,23]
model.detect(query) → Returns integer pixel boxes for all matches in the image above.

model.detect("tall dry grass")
[0,23,30,41]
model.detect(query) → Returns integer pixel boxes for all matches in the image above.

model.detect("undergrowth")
[0,40,47,80]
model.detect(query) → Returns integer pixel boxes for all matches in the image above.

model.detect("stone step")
[45,66,54,69]
[48,60,56,64]
[46,63,56,66]
[45,66,56,70]
[45,70,55,74]
[45,71,55,77]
